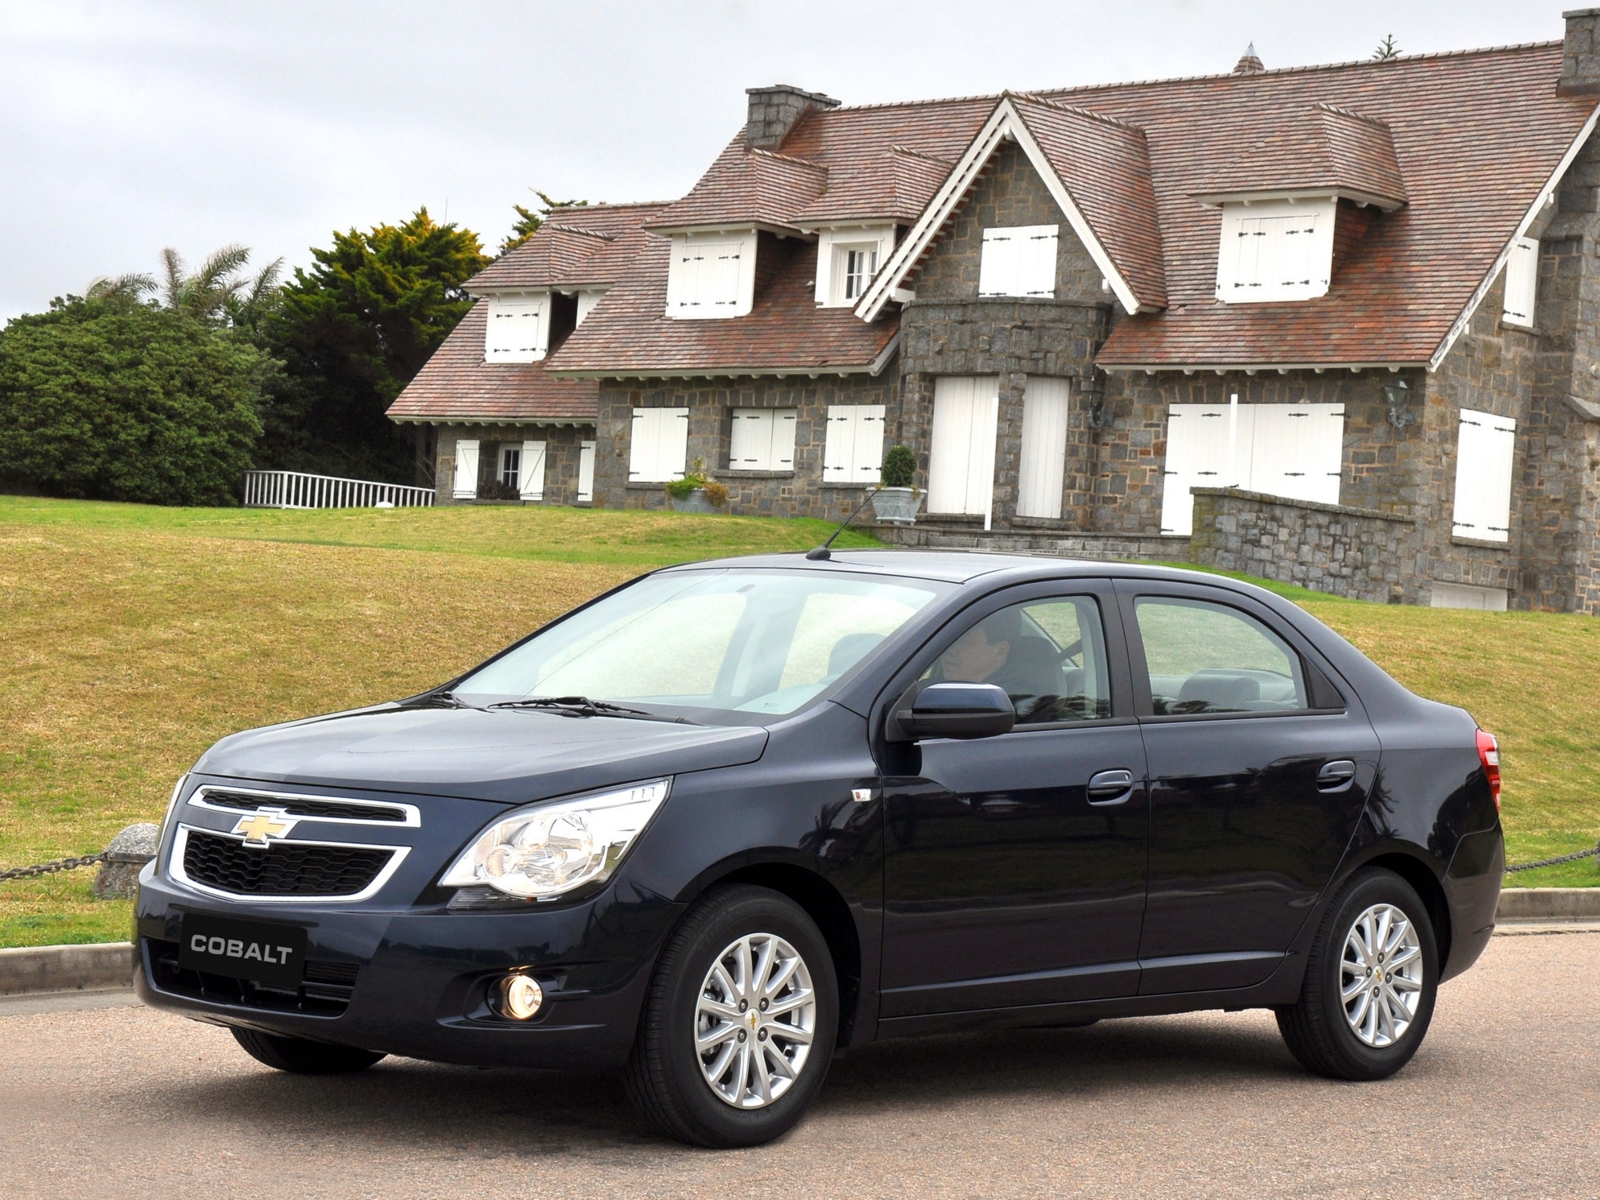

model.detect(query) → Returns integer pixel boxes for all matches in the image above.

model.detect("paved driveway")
[2,929,1595,1199]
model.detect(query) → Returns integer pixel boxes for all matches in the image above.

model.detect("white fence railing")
[243,470,435,510]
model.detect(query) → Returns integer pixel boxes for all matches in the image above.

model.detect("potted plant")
[871,445,922,524]
[664,457,729,514]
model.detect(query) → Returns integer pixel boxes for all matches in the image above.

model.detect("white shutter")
[1452,409,1515,542]
[577,440,595,502]
[1017,378,1070,519]
[978,229,1016,297]
[1215,201,1334,303]
[979,226,1057,298]
[850,406,885,483]
[823,408,857,482]
[576,289,606,326]
[1019,227,1058,297]
[530,442,546,499]
[929,377,999,517]
[1159,406,1241,535]
[485,295,545,362]
[1247,405,1343,506]
[772,409,797,470]
[1503,237,1538,327]
[628,410,653,482]
[452,439,480,500]
[659,408,689,481]
[729,410,773,469]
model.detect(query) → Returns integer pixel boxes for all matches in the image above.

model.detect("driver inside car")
[931,609,1064,722]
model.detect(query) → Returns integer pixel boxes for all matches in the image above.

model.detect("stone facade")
[432,423,593,506]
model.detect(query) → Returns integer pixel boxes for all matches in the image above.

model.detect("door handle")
[1086,769,1135,805]
[1317,760,1357,792]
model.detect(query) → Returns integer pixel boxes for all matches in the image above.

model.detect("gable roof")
[386,301,598,425]
[466,202,669,292]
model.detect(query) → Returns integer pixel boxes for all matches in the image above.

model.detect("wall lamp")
[1384,377,1416,428]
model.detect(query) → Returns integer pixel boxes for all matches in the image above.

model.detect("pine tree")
[499,191,591,255]
[1372,34,1400,61]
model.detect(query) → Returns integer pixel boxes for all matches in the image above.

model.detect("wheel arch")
[1357,851,1453,974]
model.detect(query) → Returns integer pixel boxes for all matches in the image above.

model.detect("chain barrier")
[1504,841,1600,874]
[0,852,108,883]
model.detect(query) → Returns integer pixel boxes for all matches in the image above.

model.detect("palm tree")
[87,245,284,327]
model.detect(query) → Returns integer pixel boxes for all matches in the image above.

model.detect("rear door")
[1116,580,1379,995]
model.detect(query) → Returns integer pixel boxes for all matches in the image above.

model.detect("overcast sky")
[0,0,1573,322]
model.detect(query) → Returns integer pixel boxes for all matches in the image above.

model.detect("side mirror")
[886,681,1016,743]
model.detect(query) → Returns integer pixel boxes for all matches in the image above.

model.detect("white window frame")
[452,439,480,501]
[928,376,1000,526]
[815,225,896,307]
[499,444,521,491]
[665,230,757,319]
[978,225,1058,299]
[822,406,886,484]
[1451,408,1516,543]
[728,408,797,472]
[1502,237,1538,328]
[484,292,550,362]
[518,440,546,502]
[1016,377,1070,520]
[628,408,689,483]
[1214,199,1335,304]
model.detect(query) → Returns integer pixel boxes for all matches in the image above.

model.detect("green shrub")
[0,298,267,506]
[881,444,916,489]
[665,456,727,506]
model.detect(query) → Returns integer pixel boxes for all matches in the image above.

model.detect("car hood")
[193,705,770,804]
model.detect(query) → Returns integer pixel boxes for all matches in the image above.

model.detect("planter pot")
[871,486,922,525]
[668,488,718,514]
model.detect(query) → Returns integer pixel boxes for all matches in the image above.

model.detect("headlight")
[440,779,670,900]
[159,774,189,839]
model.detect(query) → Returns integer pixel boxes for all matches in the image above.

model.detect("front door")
[878,583,1148,1017]
[1117,582,1380,995]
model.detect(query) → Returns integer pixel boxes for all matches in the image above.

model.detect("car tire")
[623,884,838,1148]
[1276,868,1439,1081]
[231,1027,386,1075]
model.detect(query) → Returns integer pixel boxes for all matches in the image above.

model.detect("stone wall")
[1188,488,1418,603]
[433,423,592,506]
[593,374,898,520]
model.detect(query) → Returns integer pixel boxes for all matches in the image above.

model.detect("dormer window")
[484,292,549,362]
[979,225,1059,299]
[1214,199,1335,303]
[814,225,896,307]
[665,230,757,319]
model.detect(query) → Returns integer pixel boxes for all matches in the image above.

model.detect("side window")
[925,596,1112,724]
[1134,597,1307,715]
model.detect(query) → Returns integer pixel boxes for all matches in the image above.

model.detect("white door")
[1016,377,1070,519]
[453,439,480,500]
[518,440,547,502]
[1248,405,1343,506]
[1159,406,1239,535]
[577,440,596,503]
[928,376,1000,522]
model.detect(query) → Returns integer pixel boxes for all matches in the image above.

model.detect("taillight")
[1476,729,1501,812]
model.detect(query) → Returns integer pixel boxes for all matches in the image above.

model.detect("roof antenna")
[806,488,878,561]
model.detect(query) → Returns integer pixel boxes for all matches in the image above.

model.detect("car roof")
[660,548,1271,594]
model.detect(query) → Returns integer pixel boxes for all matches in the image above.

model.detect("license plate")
[178,914,308,987]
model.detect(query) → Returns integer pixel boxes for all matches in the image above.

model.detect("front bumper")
[135,869,683,1070]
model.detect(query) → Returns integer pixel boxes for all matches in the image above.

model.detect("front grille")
[200,790,409,823]
[146,938,360,1016]
[182,830,393,897]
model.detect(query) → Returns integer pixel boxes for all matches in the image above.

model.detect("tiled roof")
[1009,94,1169,310]
[1189,102,1407,208]
[466,202,670,292]
[548,234,898,376]
[1047,43,1594,366]
[386,302,598,423]
[650,143,828,232]
[793,146,953,226]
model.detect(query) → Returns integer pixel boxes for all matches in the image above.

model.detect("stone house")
[390,12,1600,613]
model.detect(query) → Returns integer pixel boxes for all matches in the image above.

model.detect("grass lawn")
[1,496,1595,948]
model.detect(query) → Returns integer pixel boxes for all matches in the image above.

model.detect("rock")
[94,822,161,900]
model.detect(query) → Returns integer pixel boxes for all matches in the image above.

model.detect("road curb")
[0,942,134,997]
[0,887,1595,999]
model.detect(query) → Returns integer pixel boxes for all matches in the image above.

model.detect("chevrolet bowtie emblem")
[233,808,297,847]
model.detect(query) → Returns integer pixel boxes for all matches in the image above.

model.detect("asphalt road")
[2,929,1595,1200]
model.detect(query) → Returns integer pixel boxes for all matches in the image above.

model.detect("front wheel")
[1276,868,1439,1081]
[231,1027,386,1075]
[624,884,838,1147]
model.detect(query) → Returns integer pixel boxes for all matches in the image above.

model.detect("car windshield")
[453,569,948,722]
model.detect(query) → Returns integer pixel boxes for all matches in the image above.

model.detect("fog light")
[497,973,544,1020]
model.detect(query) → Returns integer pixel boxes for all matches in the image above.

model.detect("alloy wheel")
[1340,902,1425,1048]
[694,931,816,1109]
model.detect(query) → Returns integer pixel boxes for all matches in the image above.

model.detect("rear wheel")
[1276,868,1438,1080]
[231,1027,386,1075]
[624,884,838,1147]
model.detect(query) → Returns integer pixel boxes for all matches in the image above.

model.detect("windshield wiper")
[488,696,696,723]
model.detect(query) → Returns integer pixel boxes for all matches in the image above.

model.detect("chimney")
[1232,43,1266,75]
[745,85,840,149]
[1559,8,1600,95]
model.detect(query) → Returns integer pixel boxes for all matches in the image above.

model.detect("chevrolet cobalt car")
[136,552,1503,1146]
